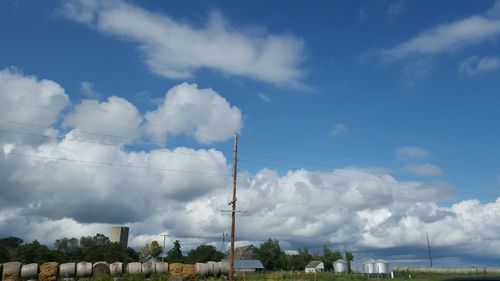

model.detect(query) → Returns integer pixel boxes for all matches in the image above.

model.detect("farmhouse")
[305,261,324,273]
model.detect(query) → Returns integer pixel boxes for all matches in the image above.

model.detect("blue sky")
[1,0,500,267]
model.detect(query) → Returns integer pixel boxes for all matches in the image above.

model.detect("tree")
[345,252,354,272]
[12,240,53,264]
[0,237,23,249]
[321,246,342,271]
[288,247,312,270]
[166,240,184,263]
[256,239,286,270]
[140,240,163,259]
[186,244,225,264]
[0,245,10,263]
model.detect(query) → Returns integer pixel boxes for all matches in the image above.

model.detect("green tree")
[289,247,312,270]
[345,252,354,272]
[0,237,23,248]
[12,240,53,264]
[321,246,342,271]
[0,245,10,263]
[167,240,184,263]
[186,244,225,263]
[140,240,163,259]
[256,239,286,270]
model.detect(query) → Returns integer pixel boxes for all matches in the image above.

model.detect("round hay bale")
[110,263,123,277]
[3,262,22,281]
[206,261,218,276]
[195,263,208,277]
[218,262,229,275]
[92,262,110,277]
[59,263,75,278]
[76,262,92,278]
[182,264,196,279]
[126,262,142,275]
[21,263,38,280]
[155,262,168,274]
[169,263,184,277]
[39,262,58,281]
[141,262,155,275]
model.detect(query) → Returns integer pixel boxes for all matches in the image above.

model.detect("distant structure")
[221,259,264,272]
[333,259,348,273]
[110,227,129,248]
[234,245,258,260]
[305,261,324,273]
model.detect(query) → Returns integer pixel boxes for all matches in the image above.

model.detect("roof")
[140,255,159,263]
[334,259,347,264]
[221,259,264,269]
[234,245,258,260]
[305,261,323,268]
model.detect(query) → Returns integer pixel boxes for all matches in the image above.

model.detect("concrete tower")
[111,226,129,248]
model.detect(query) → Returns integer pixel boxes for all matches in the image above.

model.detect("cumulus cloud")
[60,0,305,86]
[144,82,242,144]
[62,96,143,145]
[396,145,430,159]
[328,123,349,139]
[404,163,443,176]
[459,55,500,76]
[80,81,101,99]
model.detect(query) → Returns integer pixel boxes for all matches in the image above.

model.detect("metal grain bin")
[333,259,347,273]
[109,263,123,277]
[59,263,75,278]
[76,262,92,278]
[126,262,142,275]
[362,260,375,274]
[92,262,110,277]
[155,262,168,274]
[217,261,229,275]
[195,263,208,277]
[374,260,389,274]
[141,262,155,275]
[21,264,38,280]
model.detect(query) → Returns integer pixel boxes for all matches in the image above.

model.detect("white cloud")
[459,56,500,76]
[404,163,443,176]
[396,145,430,159]
[80,81,101,99]
[61,0,305,86]
[257,93,272,103]
[144,82,242,144]
[328,123,349,139]
[62,96,143,145]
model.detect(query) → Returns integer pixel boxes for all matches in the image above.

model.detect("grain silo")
[363,260,375,274]
[333,259,348,273]
[374,260,389,274]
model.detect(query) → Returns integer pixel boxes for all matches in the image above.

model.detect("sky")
[1,0,500,268]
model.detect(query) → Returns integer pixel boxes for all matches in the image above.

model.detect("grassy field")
[87,272,500,281]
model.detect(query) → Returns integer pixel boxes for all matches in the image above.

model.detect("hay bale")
[126,262,141,275]
[155,262,168,274]
[169,263,184,277]
[182,264,196,279]
[3,262,22,281]
[59,263,75,278]
[76,262,92,278]
[39,262,58,281]
[195,263,208,277]
[110,263,123,276]
[218,262,229,276]
[141,262,155,275]
[21,263,38,280]
[92,262,110,277]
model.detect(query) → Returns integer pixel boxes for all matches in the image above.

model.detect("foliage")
[12,240,53,263]
[166,240,184,263]
[186,244,225,263]
[256,238,287,270]
[287,247,312,270]
[0,245,11,263]
[140,240,163,259]
[321,246,342,271]
[0,236,24,248]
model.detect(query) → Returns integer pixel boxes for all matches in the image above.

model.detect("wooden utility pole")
[161,234,168,262]
[229,134,238,281]
[426,232,433,267]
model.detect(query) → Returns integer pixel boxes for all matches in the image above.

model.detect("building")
[234,245,258,260]
[110,226,129,248]
[305,261,324,273]
[221,259,264,272]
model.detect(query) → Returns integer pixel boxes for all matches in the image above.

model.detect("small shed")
[305,261,324,273]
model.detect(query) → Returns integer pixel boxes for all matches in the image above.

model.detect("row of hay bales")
[0,261,230,281]
[394,267,500,274]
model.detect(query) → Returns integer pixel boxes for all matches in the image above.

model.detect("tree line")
[0,236,353,271]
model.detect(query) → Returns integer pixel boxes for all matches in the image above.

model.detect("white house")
[305,261,324,273]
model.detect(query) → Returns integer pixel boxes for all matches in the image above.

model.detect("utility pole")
[426,232,433,267]
[229,134,238,281]
[161,234,168,262]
